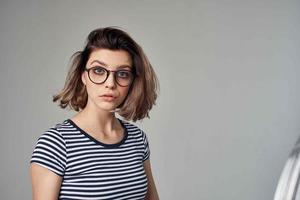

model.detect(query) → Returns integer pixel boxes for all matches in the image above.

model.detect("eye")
[117,71,131,78]
[93,67,106,75]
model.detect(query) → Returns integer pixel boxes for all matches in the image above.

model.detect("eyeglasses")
[85,66,135,87]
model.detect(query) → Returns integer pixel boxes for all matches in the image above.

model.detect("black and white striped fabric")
[274,137,300,200]
[31,118,150,200]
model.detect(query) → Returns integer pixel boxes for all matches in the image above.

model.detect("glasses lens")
[116,70,134,86]
[89,67,107,84]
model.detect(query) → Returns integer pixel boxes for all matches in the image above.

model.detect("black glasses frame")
[85,66,135,87]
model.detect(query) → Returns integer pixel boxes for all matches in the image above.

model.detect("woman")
[30,27,159,200]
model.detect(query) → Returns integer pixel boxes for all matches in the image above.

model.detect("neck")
[72,101,121,133]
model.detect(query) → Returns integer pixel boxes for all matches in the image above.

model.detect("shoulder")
[36,119,73,145]
[119,119,147,138]
[31,120,70,176]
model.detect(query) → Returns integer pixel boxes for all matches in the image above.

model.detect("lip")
[100,94,117,98]
[101,96,116,102]
[100,94,117,102]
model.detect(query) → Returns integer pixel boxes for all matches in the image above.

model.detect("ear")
[81,72,87,85]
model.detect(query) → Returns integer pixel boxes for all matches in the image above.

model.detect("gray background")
[0,0,299,199]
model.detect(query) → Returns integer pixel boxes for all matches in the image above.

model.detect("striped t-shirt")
[30,118,150,200]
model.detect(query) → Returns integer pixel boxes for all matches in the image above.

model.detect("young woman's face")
[82,48,134,112]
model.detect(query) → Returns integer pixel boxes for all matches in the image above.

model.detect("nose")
[105,72,117,88]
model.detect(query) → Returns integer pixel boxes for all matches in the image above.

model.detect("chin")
[89,98,122,112]
[96,103,119,112]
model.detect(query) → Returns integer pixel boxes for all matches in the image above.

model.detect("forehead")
[87,49,132,68]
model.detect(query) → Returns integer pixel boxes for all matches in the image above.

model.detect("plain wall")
[0,0,299,199]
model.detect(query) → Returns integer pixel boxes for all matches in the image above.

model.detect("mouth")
[100,94,117,102]
[101,94,116,98]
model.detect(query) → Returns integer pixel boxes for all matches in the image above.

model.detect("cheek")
[120,87,130,97]
[85,82,98,97]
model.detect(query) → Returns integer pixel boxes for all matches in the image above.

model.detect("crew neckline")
[66,118,128,148]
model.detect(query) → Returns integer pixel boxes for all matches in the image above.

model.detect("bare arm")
[144,159,159,200]
[30,163,62,200]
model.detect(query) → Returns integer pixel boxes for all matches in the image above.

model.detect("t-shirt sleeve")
[30,128,67,177]
[141,131,150,162]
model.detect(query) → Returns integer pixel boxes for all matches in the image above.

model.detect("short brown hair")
[53,27,159,122]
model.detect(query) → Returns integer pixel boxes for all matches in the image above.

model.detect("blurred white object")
[274,138,300,200]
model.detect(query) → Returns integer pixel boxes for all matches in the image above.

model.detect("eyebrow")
[90,60,132,69]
